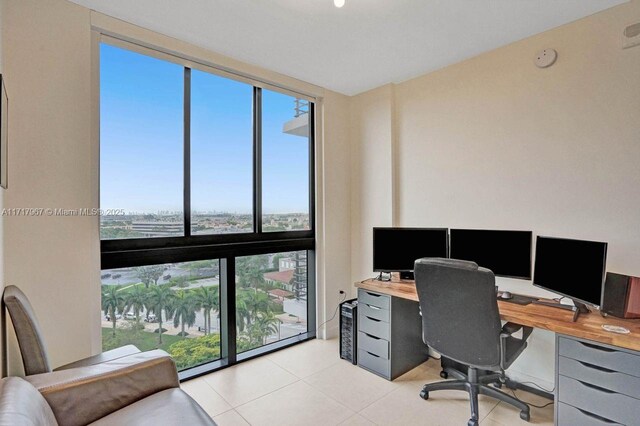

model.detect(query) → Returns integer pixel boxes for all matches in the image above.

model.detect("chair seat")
[54,345,141,371]
[89,388,216,426]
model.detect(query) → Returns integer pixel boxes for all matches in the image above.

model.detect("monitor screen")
[533,236,608,307]
[373,228,448,272]
[449,229,532,279]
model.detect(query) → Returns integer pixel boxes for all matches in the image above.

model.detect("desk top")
[356,276,640,352]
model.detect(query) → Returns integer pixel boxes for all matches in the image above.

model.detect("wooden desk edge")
[355,278,640,353]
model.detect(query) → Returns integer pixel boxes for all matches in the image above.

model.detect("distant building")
[264,269,294,291]
[131,221,182,237]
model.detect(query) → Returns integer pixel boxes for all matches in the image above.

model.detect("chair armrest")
[54,345,141,371]
[25,350,179,426]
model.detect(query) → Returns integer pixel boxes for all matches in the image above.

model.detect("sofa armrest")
[25,350,179,426]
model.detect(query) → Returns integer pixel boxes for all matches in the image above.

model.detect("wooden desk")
[356,276,640,352]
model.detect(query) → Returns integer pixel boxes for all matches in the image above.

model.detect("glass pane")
[262,90,311,232]
[236,251,308,353]
[191,70,253,235]
[100,43,184,239]
[101,260,221,371]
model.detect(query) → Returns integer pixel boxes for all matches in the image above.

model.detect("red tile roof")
[263,269,294,284]
[268,289,294,298]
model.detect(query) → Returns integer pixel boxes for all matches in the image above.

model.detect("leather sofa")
[0,350,216,426]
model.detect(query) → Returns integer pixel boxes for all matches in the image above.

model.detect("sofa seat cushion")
[89,388,216,426]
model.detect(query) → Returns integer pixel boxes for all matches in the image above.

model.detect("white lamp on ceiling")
[334,0,345,8]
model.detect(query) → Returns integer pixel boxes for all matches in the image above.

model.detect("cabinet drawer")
[558,403,622,426]
[558,337,640,378]
[558,375,640,426]
[358,349,390,379]
[359,302,390,323]
[358,331,389,359]
[358,289,390,310]
[559,356,640,400]
[358,313,390,341]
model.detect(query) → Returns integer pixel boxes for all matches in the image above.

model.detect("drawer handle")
[366,351,380,358]
[577,380,616,394]
[364,332,381,340]
[366,316,381,323]
[577,360,616,373]
[578,341,616,353]
[365,292,381,298]
[575,408,619,424]
[367,304,382,310]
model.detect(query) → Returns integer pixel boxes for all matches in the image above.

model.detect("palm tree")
[146,285,175,344]
[193,286,219,335]
[172,290,196,337]
[102,286,125,337]
[123,285,148,325]
[244,291,271,322]
[236,290,252,332]
[253,311,281,344]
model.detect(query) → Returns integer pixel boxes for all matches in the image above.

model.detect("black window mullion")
[183,67,192,237]
[308,102,315,233]
[253,87,263,234]
[220,257,237,364]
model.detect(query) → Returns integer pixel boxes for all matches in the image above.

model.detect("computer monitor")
[373,228,448,279]
[449,229,532,279]
[533,236,608,308]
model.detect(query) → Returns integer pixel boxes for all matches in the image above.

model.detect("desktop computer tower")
[602,272,640,319]
[339,299,358,364]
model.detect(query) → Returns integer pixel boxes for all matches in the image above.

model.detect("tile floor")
[182,339,554,426]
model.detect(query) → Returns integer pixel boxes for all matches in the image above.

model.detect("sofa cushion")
[0,377,58,426]
[89,388,216,426]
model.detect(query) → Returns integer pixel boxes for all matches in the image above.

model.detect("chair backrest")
[414,258,503,369]
[3,285,52,375]
[0,377,58,425]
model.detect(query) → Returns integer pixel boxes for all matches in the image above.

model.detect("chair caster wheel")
[440,371,448,379]
[419,389,429,400]
[493,382,502,388]
[467,420,479,426]
[520,411,530,422]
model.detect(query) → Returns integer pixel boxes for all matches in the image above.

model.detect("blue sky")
[100,43,309,215]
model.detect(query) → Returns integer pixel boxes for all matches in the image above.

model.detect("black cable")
[315,292,347,334]
[508,389,555,409]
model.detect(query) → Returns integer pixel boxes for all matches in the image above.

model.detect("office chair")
[3,285,139,375]
[414,258,533,426]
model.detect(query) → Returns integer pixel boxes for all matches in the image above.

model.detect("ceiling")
[69,0,626,95]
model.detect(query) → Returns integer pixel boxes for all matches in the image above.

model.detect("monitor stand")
[400,271,414,280]
[532,299,589,322]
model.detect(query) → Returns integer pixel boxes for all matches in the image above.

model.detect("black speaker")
[602,272,640,319]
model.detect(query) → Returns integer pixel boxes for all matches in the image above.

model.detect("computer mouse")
[500,291,513,300]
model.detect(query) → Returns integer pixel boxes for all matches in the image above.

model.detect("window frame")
[97,35,317,380]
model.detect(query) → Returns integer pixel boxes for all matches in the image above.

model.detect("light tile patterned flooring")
[182,339,554,426]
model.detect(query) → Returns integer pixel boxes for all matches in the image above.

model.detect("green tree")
[253,311,281,344]
[146,285,176,344]
[134,265,167,288]
[193,286,219,335]
[123,285,148,325]
[102,286,126,338]
[172,290,196,337]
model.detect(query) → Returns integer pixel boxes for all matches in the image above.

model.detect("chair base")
[419,367,530,425]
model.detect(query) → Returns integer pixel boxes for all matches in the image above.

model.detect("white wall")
[0,0,6,376]
[1,0,352,373]
[350,0,640,388]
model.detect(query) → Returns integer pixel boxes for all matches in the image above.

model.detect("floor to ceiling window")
[99,38,316,378]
